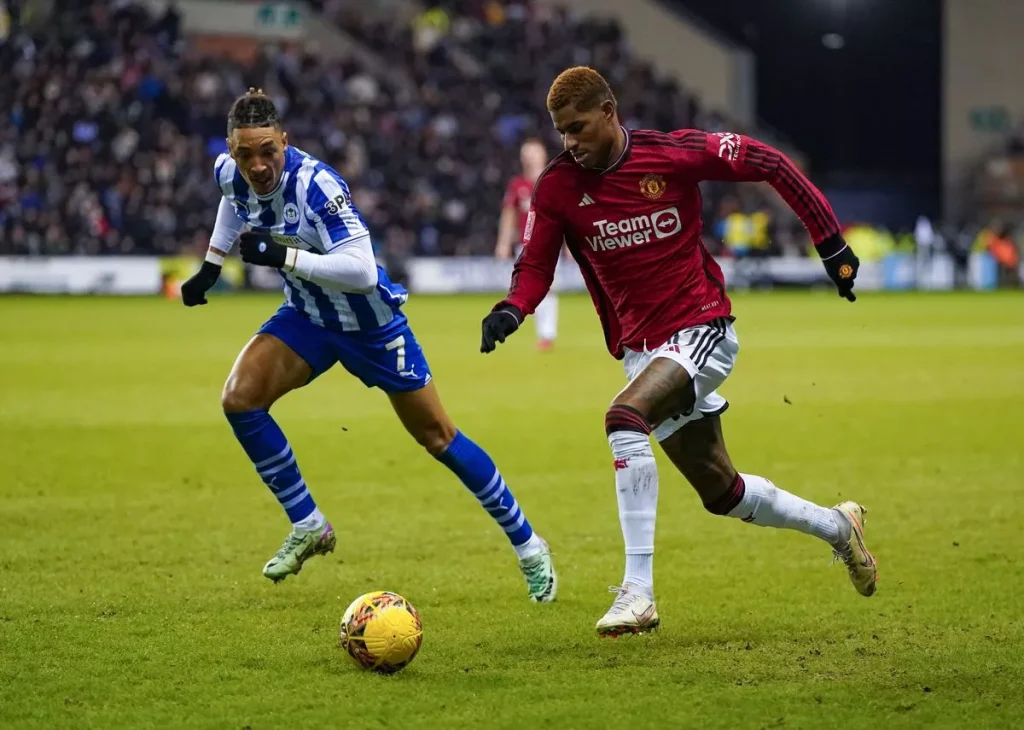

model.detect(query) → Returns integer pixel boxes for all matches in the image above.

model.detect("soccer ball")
[338,591,423,674]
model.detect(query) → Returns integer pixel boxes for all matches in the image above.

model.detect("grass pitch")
[1,290,1022,729]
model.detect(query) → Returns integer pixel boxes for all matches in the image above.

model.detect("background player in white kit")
[495,138,560,350]
[178,89,556,600]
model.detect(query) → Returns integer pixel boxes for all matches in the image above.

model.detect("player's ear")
[600,99,616,122]
[280,131,288,148]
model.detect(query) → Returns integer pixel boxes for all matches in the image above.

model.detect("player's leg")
[597,355,700,636]
[387,381,556,602]
[222,306,337,582]
[658,413,877,597]
[534,291,558,350]
[595,318,739,633]
[341,319,555,601]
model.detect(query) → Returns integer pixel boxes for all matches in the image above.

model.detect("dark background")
[667,0,943,217]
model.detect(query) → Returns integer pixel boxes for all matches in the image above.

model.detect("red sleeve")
[501,178,519,210]
[673,130,841,249]
[498,176,563,316]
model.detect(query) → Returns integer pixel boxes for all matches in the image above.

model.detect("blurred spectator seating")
[1,0,816,257]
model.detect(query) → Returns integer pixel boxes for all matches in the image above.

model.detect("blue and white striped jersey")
[214,146,407,333]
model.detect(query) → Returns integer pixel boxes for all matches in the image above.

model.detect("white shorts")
[620,317,739,442]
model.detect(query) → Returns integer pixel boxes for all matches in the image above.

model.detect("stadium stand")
[0,0,822,258]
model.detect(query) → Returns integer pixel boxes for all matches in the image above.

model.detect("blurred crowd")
[0,0,879,259]
[2,0,211,255]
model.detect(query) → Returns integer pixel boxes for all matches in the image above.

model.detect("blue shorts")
[257,304,432,393]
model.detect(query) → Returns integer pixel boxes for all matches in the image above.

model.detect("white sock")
[294,507,326,532]
[727,473,840,544]
[534,292,558,341]
[608,429,658,599]
[624,553,653,597]
[513,532,545,560]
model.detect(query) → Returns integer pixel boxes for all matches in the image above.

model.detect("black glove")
[180,261,221,306]
[818,234,860,302]
[239,230,287,269]
[481,304,523,353]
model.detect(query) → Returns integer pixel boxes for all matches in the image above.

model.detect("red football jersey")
[501,128,841,358]
[502,174,535,242]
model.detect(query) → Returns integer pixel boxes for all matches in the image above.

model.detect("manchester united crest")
[640,173,666,200]
[838,263,855,279]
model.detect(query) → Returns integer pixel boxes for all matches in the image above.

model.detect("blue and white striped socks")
[437,431,542,559]
[226,409,324,530]
[227,415,539,553]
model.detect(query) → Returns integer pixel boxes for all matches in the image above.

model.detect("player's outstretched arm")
[238,229,377,293]
[683,130,859,302]
[482,188,564,353]
[182,197,244,306]
[238,171,378,293]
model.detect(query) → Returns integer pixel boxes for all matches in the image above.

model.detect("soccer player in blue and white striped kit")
[180,89,556,601]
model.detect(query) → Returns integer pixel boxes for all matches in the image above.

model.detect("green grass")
[1,290,1022,729]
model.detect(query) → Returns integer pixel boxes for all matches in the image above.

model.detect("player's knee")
[700,470,745,515]
[604,402,652,437]
[221,377,269,413]
[414,418,458,456]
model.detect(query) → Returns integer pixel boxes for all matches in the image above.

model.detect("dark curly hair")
[227,88,281,134]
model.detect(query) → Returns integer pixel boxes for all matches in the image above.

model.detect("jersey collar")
[255,173,286,201]
[599,126,632,175]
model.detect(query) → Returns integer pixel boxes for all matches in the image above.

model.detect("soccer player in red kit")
[495,138,559,350]
[480,67,877,637]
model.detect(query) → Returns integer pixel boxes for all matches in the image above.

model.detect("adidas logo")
[579,193,595,207]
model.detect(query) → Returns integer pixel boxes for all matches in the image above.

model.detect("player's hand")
[481,304,523,353]
[239,230,288,269]
[819,235,860,302]
[181,261,221,307]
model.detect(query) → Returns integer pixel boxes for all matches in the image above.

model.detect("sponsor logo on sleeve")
[324,193,349,216]
[523,208,536,243]
[715,132,741,161]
